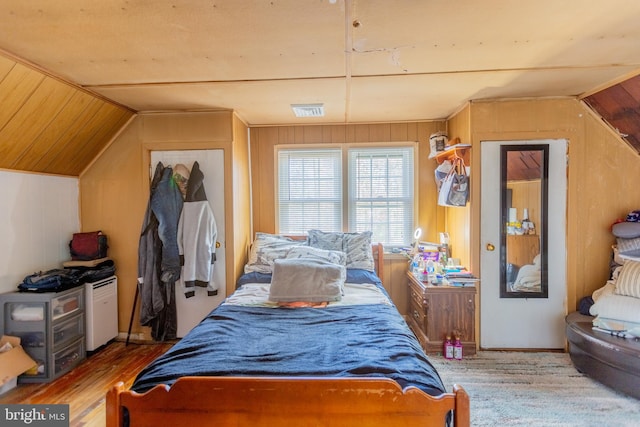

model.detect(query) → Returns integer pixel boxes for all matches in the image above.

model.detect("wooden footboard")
[106,377,469,427]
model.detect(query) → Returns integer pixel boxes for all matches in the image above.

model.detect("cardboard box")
[0,335,37,393]
[0,377,17,395]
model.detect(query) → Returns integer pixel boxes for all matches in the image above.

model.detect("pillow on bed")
[269,258,346,302]
[244,233,307,274]
[614,260,640,298]
[285,245,347,266]
[343,231,375,271]
[308,229,375,271]
[307,229,343,251]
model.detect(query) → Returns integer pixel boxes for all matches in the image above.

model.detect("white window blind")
[277,149,342,234]
[277,145,415,246]
[348,147,414,246]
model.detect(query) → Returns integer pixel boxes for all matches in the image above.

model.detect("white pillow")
[307,229,375,271]
[285,246,347,266]
[343,231,375,271]
[615,260,640,298]
[244,233,306,274]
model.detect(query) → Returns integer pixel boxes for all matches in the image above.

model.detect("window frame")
[275,142,418,247]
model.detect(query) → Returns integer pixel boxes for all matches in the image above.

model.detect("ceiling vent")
[291,103,325,118]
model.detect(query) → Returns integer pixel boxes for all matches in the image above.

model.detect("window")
[277,145,415,246]
[348,147,414,246]
[277,148,342,234]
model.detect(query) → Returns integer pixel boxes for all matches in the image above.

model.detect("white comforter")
[224,282,391,307]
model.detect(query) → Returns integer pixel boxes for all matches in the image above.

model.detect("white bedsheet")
[224,282,391,307]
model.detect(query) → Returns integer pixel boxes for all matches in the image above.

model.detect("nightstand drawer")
[408,282,424,307]
[409,280,424,306]
[409,298,426,333]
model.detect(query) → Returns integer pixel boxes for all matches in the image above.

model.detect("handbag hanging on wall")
[69,230,108,260]
[437,157,470,207]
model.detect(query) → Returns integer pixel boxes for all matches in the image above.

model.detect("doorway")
[480,139,567,349]
[151,150,226,338]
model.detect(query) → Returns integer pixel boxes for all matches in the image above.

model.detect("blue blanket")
[132,272,446,397]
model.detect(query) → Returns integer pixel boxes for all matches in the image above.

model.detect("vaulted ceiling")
[1,0,640,176]
[0,54,133,176]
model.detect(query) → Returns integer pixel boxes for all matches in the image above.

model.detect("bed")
[107,232,469,426]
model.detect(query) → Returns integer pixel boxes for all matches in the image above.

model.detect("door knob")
[486,243,495,251]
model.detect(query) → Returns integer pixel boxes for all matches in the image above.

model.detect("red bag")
[69,231,108,261]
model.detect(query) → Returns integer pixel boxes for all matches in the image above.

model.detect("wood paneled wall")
[382,255,411,314]
[249,122,448,245]
[459,98,640,312]
[232,114,252,283]
[80,111,251,339]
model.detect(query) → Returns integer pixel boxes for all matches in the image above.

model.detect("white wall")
[0,170,79,294]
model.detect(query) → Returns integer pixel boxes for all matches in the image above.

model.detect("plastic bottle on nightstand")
[444,335,454,359]
[426,260,436,283]
[453,334,463,360]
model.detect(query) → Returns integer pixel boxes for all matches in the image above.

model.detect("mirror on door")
[500,144,549,298]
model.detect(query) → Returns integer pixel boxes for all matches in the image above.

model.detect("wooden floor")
[0,340,174,427]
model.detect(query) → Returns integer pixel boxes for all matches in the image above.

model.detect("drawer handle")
[413,310,420,320]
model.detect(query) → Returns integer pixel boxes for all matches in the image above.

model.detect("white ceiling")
[1,0,640,126]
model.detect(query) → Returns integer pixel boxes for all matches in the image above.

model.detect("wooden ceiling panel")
[2,1,640,127]
[584,74,640,152]
[0,63,44,131]
[0,54,134,176]
[13,90,97,171]
[31,96,105,173]
[69,108,132,176]
[44,103,131,176]
[1,77,76,166]
[0,2,640,173]
[0,55,15,79]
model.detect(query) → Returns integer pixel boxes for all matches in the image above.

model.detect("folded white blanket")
[269,258,346,302]
[590,293,640,324]
[11,304,44,321]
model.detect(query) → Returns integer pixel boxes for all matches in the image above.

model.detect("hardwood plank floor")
[0,340,174,427]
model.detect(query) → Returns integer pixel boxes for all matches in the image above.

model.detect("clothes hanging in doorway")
[137,162,183,341]
[178,161,218,297]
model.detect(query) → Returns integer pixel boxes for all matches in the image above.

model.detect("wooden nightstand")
[406,271,476,355]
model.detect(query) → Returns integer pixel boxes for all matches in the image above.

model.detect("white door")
[480,140,567,349]
[151,150,226,338]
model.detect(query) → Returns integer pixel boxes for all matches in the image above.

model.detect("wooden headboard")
[283,235,384,280]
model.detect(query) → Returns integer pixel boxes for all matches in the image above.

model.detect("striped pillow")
[308,230,375,271]
[617,236,640,258]
[615,260,640,299]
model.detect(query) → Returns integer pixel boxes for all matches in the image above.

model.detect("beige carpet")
[429,351,640,426]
